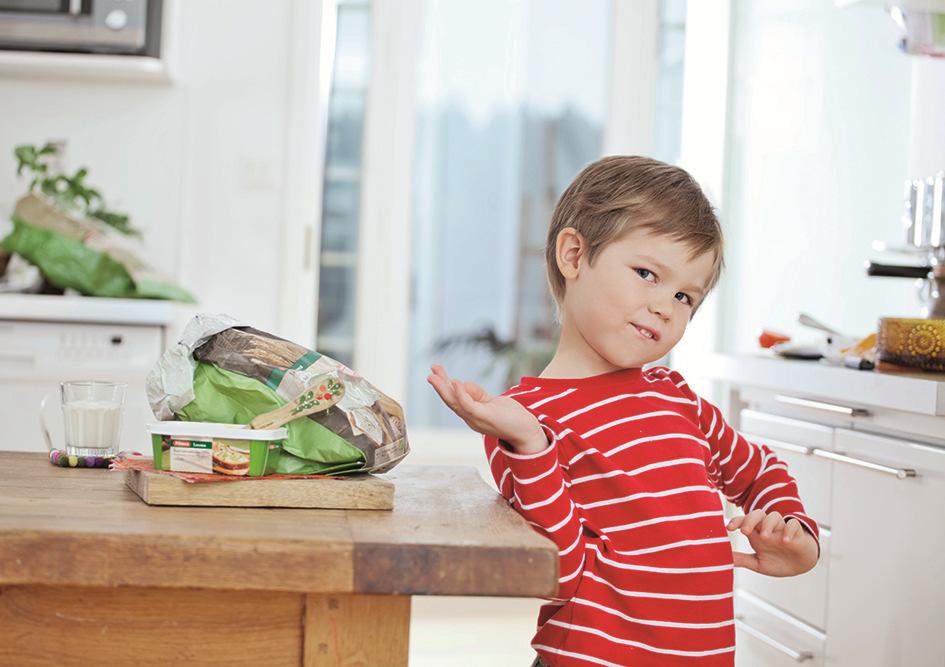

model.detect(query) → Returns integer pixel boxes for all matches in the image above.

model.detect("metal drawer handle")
[734,616,815,662]
[741,433,813,456]
[774,395,871,417]
[811,449,916,480]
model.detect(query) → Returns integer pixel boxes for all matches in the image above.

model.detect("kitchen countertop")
[704,351,945,417]
[0,293,182,326]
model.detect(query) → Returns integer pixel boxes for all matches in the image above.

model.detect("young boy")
[427,156,820,667]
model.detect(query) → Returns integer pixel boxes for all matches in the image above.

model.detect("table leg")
[303,593,411,666]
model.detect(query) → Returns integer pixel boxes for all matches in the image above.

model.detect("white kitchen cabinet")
[823,428,945,667]
[0,294,185,454]
[705,353,945,667]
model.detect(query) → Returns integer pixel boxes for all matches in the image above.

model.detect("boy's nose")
[648,300,671,319]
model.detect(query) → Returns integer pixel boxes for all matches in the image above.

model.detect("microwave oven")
[0,0,161,56]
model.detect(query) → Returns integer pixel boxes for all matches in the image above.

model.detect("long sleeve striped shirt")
[485,366,819,667]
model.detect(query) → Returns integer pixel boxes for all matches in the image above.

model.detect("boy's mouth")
[631,322,659,341]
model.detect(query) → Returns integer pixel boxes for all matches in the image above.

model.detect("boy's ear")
[556,227,585,280]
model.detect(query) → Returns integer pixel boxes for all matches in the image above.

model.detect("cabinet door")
[735,590,825,667]
[825,428,945,667]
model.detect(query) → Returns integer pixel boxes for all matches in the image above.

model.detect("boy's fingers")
[427,373,460,412]
[726,515,744,531]
[740,509,766,535]
[430,364,451,382]
[760,511,783,537]
[426,371,453,401]
[783,518,803,543]
[452,380,483,417]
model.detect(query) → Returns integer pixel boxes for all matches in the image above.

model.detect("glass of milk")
[51,381,127,458]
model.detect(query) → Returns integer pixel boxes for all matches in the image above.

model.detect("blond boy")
[429,156,819,667]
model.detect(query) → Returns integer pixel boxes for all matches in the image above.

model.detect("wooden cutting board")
[124,468,394,510]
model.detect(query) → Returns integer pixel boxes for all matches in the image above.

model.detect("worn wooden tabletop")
[0,452,558,597]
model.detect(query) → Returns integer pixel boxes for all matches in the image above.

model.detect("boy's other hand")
[426,364,548,454]
[726,510,818,577]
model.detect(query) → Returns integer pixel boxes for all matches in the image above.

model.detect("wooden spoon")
[250,377,345,430]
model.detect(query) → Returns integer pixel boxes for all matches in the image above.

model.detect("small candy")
[67,455,78,467]
[50,450,60,464]
[58,455,69,467]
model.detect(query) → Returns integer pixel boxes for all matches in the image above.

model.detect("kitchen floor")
[410,596,544,666]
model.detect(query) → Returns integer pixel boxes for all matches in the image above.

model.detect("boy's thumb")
[463,381,489,402]
[732,551,759,572]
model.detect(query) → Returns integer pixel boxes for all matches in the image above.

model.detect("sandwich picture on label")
[212,441,251,476]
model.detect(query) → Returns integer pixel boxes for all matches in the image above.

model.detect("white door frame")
[671,0,734,400]
[350,0,422,403]
[278,0,336,346]
[603,0,660,156]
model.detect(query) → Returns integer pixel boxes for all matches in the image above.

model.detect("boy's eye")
[635,267,694,306]
[676,292,693,306]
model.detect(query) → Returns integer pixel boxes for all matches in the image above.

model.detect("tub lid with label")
[147,421,288,441]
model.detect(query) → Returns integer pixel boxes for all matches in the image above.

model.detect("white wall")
[0,1,307,337]
[719,1,917,354]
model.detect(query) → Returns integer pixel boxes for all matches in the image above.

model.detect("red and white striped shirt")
[485,365,819,667]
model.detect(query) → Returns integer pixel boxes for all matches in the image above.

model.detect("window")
[315,0,371,367]
[406,0,612,427]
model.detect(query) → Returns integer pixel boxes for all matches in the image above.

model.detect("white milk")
[63,399,123,457]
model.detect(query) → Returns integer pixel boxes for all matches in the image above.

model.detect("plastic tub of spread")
[147,422,288,476]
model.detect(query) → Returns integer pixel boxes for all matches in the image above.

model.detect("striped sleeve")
[485,424,589,600]
[693,392,821,556]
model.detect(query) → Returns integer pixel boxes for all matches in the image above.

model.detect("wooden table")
[0,453,557,666]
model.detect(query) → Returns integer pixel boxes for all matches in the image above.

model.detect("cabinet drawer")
[737,387,857,431]
[733,528,830,632]
[735,589,825,667]
[0,320,163,379]
[824,428,945,666]
[739,409,834,450]
[739,409,833,527]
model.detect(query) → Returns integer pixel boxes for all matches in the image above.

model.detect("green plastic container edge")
[150,432,286,477]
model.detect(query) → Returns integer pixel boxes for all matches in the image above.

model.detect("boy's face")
[560,227,715,371]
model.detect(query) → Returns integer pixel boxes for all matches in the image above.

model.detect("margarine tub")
[148,422,288,476]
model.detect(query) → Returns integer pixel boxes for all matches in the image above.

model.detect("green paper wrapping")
[1,194,195,302]
[177,363,365,474]
[147,314,410,476]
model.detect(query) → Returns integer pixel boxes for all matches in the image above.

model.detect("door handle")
[811,449,916,480]
[774,394,871,417]
[735,616,815,662]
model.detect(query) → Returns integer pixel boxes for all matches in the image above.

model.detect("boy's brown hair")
[545,155,724,317]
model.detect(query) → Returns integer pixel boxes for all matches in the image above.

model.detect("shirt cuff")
[785,515,821,559]
[498,425,558,473]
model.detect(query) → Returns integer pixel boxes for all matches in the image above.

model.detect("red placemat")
[110,454,339,484]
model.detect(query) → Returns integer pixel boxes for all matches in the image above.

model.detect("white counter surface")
[0,293,181,326]
[704,352,945,417]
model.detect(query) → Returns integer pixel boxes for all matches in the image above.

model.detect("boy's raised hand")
[426,364,548,454]
[727,510,819,577]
